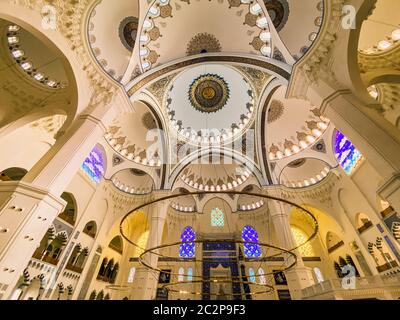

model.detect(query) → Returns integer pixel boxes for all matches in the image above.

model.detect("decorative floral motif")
[186,33,222,56]
[268,99,285,123]
[141,112,157,130]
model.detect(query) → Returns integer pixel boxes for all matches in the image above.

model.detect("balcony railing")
[381,206,396,219]
[65,264,83,274]
[376,260,398,273]
[301,274,400,299]
[357,221,373,234]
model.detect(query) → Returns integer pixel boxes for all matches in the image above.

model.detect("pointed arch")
[108,235,123,255]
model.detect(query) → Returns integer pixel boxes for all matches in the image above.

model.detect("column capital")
[377,171,400,199]
[0,181,66,208]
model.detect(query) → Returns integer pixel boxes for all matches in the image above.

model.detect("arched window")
[108,236,123,255]
[248,268,256,283]
[96,290,104,300]
[88,290,97,300]
[104,259,114,280]
[313,267,324,283]
[178,267,185,282]
[334,130,363,174]
[179,226,196,258]
[83,221,97,238]
[109,263,119,284]
[242,225,262,258]
[258,268,266,285]
[97,258,108,279]
[58,193,76,226]
[0,167,27,181]
[211,207,224,227]
[127,267,136,283]
[187,267,193,282]
[81,145,105,183]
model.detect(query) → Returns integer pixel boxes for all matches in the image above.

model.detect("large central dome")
[166,64,255,146]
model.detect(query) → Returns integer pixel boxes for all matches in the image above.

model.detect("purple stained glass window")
[179,226,196,258]
[334,130,363,174]
[81,146,104,183]
[242,225,262,258]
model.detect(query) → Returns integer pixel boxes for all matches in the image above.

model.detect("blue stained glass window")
[211,207,224,227]
[242,225,262,258]
[249,268,256,283]
[82,146,104,183]
[334,130,363,174]
[179,226,196,258]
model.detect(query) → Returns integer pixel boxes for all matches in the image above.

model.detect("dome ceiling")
[266,85,330,160]
[139,0,273,70]
[279,158,331,188]
[165,64,256,146]
[88,0,139,82]
[104,101,162,167]
[5,23,68,88]
[111,168,154,195]
[271,0,324,60]
[170,188,197,213]
[0,19,75,127]
[237,185,265,212]
[358,0,400,53]
[179,156,253,191]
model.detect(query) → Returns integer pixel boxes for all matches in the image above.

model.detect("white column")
[0,102,116,299]
[130,199,169,300]
[268,200,315,300]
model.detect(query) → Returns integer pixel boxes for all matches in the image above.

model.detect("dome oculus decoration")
[119,16,139,52]
[188,74,230,113]
[263,0,290,32]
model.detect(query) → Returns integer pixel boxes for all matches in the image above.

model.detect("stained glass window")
[179,226,196,258]
[187,267,193,282]
[242,225,262,258]
[248,268,256,283]
[258,268,266,285]
[127,267,136,283]
[334,130,363,174]
[178,267,184,282]
[211,207,224,227]
[313,267,324,283]
[82,146,104,183]
[291,226,315,257]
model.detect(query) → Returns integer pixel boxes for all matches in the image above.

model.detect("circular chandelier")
[119,191,318,297]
